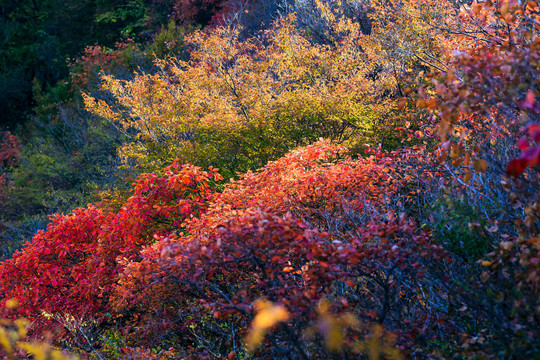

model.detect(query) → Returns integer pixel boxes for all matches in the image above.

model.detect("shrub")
[84,11,395,176]
[0,162,221,332]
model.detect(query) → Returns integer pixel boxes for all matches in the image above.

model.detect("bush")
[85,12,395,177]
[0,162,221,332]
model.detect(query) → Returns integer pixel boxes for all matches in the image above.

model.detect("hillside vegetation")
[0,0,538,358]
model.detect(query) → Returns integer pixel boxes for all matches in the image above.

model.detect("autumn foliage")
[0,131,20,170]
[0,163,221,328]
[0,0,539,359]
[84,11,393,176]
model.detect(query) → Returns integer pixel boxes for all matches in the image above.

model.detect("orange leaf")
[474,159,488,172]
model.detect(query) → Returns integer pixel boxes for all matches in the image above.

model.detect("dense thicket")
[0,0,538,359]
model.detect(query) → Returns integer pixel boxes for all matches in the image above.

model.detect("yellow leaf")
[5,299,19,310]
[245,299,289,352]
[0,328,13,358]
[17,342,47,360]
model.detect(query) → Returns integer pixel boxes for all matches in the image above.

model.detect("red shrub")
[0,131,20,170]
[0,162,221,331]
[111,142,451,357]
[114,209,450,357]
[186,140,408,238]
[0,206,109,323]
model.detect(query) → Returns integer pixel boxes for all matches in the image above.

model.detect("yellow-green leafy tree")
[85,3,396,177]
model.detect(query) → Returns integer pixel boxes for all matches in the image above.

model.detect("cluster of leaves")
[0,162,220,329]
[70,22,190,91]
[84,10,397,176]
[116,211,450,358]
[0,301,77,360]
[116,148,449,357]
[160,0,228,26]
[427,0,539,176]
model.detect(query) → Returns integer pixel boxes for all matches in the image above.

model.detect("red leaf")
[506,158,528,178]
[517,138,529,151]
[522,90,536,109]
